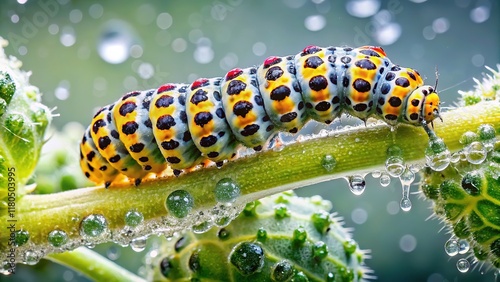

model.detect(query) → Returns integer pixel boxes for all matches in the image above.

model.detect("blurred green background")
[0,0,499,281]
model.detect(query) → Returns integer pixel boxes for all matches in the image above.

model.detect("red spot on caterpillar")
[301,45,321,55]
[191,78,209,90]
[157,84,176,93]
[263,56,281,68]
[226,68,243,80]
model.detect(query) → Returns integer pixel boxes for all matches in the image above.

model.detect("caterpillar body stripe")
[80,45,441,187]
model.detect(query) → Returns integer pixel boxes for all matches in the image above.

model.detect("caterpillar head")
[404,85,441,126]
[421,85,441,124]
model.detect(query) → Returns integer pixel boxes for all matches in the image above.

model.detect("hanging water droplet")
[399,168,414,211]
[48,230,68,247]
[130,236,148,252]
[456,258,470,273]
[80,214,108,238]
[458,239,470,254]
[321,154,337,172]
[215,216,232,227]
[408,164,422,173]
[23,250,39,265]
[371,170,381,178]
[465,141,487,164]
[192,220,213,234]
[347,175,366,195]
[124,210,144,227]
[444,238,459,256]
[380,173,391,187]
[214,178,240,203]
[166,190,194,218]
[0,260,12,275]
[385,156,405,177]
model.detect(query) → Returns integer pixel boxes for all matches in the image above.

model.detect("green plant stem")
[1,101,499,259]
[45,247,145,282]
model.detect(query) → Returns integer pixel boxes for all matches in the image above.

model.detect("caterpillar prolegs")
[80,45,441,187]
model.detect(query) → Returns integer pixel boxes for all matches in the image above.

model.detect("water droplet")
[312,241,328,260]
[48,230,68,247]
[0,260,12,275]
[230,242,265,275]
[214,178,240,203]
[271,260,294,282]
[478,124,496,140]
[460,131,479,145]
[465,141,487,164]
[371,170,382,178]
[399,168,415,211]
[408,164,422,173]
[130,236,147,252]
[321,154,337,172]
[166,190,194,218]
[425,149,451,171]
[97,20,134,64]
[124,210,144,227]
[450,152,461,163]
[215,216,232,227]
[23,250,39,265]
[346,175,366,195]
[456,258,470,273]
[217,228,230,240]
[192,220,213,234]
[462,171,482,196]
[14,230,30,247]
[380,173,391,187]
[106,246,121,260]
[80,214,108,238]
[386,156,405,177]
[458,239,470,254]
[444,238,459,256]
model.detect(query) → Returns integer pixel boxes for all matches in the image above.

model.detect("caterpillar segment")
[186,77,239,164]
[221,67,274,151]
[150,83,203,170]
[80,45,441,186]
[90,103,144,181]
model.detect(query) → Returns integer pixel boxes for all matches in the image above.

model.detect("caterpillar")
[80,45,441,187]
